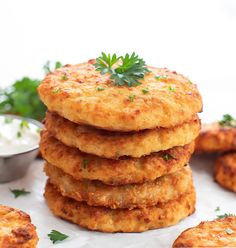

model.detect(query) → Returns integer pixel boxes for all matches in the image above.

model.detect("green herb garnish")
[155,75,167,81]
[61,74,68,81]
[10,188,30,198]
[20,120,29,129]
[163,154,174,161]
[4,117,13,124]
[188,81,193,84]
[17,131,22,138]
[217,213,235,219]
[219,114,236,128]
[215,206,220,212]
[129,94,135,102]
[225,228,234,235]
[44,61,62,74]
[142,88,149,94]
[36,128,41,134]
[168,86,176,92]
[48,230,69,244]
[83,159,89,169]
[52,88,60,94]
[94,52,150,87]
[97,87,104,91]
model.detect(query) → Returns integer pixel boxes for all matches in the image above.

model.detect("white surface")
[0,0,236,122]
[0,156,235,248]
[0,0,236,247]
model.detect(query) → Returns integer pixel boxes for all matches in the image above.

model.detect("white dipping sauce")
[0,116,40,156]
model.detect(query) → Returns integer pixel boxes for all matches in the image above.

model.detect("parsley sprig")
[10,188,30,198]
[48,230,69,244]
[94,52,150,87]
[219,114,236,128]
[217,213,236,219]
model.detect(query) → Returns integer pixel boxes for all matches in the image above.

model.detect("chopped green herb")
[20,120,29,129]
[219,114,236,128]
[83,159,89,169]
[188,81,193,84]
[52,88,60,94]
[215,206,220,212]
[97,87,104,91]
[36,128,41,134]
[163,154,173,161]
[10,188,30,198]
[17,131,22,138]
[217,213,235,219]
[155,75,167,81]
[225,228,234,235]
[168,86,176,92]
[48,230,69,244]
[44,61,63,74]
[142,88,149,94]
[4,117,13,124]
[94,52,150,87]
[61,74,68,81]
[129,95,135,102]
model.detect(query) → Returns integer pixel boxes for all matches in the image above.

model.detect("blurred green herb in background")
[0,61,62,121]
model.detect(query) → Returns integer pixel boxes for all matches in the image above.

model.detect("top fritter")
[38,55,202,131]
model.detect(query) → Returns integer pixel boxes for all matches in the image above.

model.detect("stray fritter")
[173,217,236,247]
[38,61,202,131]
[215,152,236,192]
[44,181,196,233]
[195,123,236,153]
[44,163,193,209]
[0,205,38,248]
[40,130,194,185]
[45,111,200,159]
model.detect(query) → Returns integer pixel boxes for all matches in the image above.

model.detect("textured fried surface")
[0,205,38,248]
[195,123,236,153]
[45,111,200,159]
[215,153,236,192]
[44,163,193,209]
[44,181,196,233]
[173,217,236,247]
[38,61,202,131]
[40,130,194,185]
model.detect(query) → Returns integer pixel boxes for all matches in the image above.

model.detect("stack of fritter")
[38,59,202,232]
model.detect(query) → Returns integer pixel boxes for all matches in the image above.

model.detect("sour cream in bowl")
[0,114,42,183]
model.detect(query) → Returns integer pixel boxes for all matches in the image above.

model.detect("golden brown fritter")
[44,181,196,233]
[38,61,202,131]
[195,123,236,153]
[0,205,38,248]
[44,163,193,209]
[215,153,236,192]
[45,111,200,159]
[173,217,236,247]
[40,130,194,185]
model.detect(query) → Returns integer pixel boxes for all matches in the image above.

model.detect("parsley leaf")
[217,213,235,219]
[83,159,89,169]
[155,75,167,81]
[168,86,176,92]
[215,206,220,212]
[97,87,104,91]
[163,153,174,161]
[142,88,149,94]
[17,131,22,138]
[219,114,236,128]
[94,52,150,87]
[20,120,29,129]
[129,94,135,102]
[48,230,69,244]
[43,61,62,74]
[10,188,30,198]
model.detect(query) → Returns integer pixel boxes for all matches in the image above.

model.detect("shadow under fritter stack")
[38,58,202,232]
